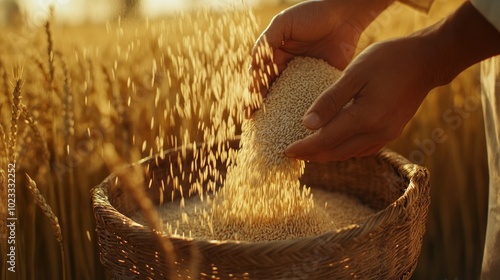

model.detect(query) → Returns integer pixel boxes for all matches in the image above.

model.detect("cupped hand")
[285,34,440,161]
[249,0,380,99]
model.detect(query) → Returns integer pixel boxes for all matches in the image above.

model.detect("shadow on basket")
[91,139,430,280]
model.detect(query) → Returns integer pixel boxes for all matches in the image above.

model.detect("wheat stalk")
[19,103,50,162]
[102,144,178,279]
[25,174,63,243]
[8,68,22,164]
[42,13,61,172]
[57,52,75,142]
[2,70,8,101]
[25,174,66,280]
[0,59,8,98]
[14,123,31,162]
[45,20,55,84]
[32,55,50,86]
[0,124,7,163]
[0,59,8,113]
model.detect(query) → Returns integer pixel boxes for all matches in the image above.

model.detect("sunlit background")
[0,0,289,26]
[0,0,490,279]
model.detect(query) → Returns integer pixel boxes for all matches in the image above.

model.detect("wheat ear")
[57,52,75,141]
[26,175,62,243]
[25,174,66,280]
[19,103,50,162]
[8,69,22,164]
[45,20,55,83]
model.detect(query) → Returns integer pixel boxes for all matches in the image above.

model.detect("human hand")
[249,0,394,101]
[284,1,500,162]
[284,35,437,161]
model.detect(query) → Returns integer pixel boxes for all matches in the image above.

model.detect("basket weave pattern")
[92,141,430,279]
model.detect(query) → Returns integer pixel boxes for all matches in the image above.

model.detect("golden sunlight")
[13,0,264,25]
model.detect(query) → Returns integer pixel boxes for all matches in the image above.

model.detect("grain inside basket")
[131,57,376,242]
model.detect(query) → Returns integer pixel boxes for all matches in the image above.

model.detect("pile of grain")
[131,57,376,241]
[211,57,347,241]
[139,188,375,241]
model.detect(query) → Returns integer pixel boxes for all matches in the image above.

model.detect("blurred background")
[0,0,296,25]
[0,0,487,279]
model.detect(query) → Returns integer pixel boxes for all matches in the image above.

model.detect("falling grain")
[132,57,374,242]
[210,57,353,241]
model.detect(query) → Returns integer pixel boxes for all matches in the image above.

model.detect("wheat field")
[0,0,488,279]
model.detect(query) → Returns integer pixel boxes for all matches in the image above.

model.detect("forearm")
[426,1,500,87]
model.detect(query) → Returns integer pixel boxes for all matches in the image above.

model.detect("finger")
[250,11,293,95]
[285,106,360,159]
[330,135,385,161]
[302,71,365,130]
[287,132,385,162]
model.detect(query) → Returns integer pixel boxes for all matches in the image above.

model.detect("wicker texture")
[92,140,430,279]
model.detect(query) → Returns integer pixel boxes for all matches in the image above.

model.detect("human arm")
[285,1,500,161]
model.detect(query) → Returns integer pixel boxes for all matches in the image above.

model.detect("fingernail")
[302,112,321,129]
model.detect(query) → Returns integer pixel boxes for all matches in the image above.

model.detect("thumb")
[302,73,363,129]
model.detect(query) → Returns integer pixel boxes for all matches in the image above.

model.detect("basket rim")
[91,144,429,252]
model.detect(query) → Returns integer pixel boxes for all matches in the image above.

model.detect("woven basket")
[92,140,430,280]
